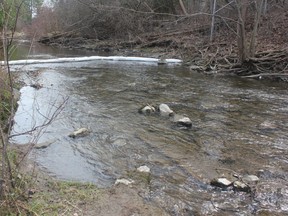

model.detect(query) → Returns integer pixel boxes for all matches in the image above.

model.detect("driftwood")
[231,49,288,79]
[189,45,288,81]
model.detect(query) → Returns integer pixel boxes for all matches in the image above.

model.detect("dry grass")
[0,68,12,124]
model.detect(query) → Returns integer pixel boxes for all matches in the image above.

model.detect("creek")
[9,41,288,215]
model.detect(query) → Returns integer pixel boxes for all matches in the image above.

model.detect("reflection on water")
[10,42,288,215]
[7,40,104,61]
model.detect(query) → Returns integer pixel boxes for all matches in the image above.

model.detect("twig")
[8,97,68,139]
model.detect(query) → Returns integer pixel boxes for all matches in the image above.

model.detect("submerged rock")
[211,178,232,188]
[159,103,174,116]
[34,139,57,149]
[137,165,151,173]
[139,104,156,115]
[115,178,134,186]
[259,121,277,130]
[172,114,192,128]
[69,128,89,138]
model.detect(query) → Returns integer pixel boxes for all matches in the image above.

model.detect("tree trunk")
[263,0,268,15]
[178,0,188,15]
[210,0,217,42]
[249,0,264,57]
[235,0,248,63]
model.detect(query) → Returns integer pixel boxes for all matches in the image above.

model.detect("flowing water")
[8,41,288,215]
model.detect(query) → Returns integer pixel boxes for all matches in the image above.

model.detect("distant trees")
[0,0,43,29]
[26,0,288,64]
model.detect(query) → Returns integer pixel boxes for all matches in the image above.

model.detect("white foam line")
[1,56,182,65]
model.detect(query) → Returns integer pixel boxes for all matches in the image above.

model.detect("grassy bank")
[0,148,103,215]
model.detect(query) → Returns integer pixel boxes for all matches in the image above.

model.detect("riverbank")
[1,144,168,215]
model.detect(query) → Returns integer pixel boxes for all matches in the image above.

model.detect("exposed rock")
[139,104,156,115]
[115,178,134,186]
[158,58,167,65]
[137,165,151,173]
[211,178,232,188]
[172,114,192,128]
[159,103,174,116]
[30,83,43,90]
[242,175,259,183]
[69,128,90,138]
[233,181,251,192]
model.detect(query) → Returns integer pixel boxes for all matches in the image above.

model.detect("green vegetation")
[29,180,102,215]
[0,162,102,215]
[127,170,152,186]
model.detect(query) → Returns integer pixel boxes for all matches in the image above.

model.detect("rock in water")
[69,128,89,138]
[139,104,156,115]
[159,103,174,116]
[115,178,134,186]
[211,178,232,188]
[137,165,151,173]
[172,114,192,128]
[233,181,251,192]
[158,58,167,65]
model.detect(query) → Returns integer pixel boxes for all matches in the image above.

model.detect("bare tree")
[210,0,217,42]
[249,0,264,57]
[235,0,248,63]
[178,0,188,15]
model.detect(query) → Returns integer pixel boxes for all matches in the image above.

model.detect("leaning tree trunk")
[178,0,188,15]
